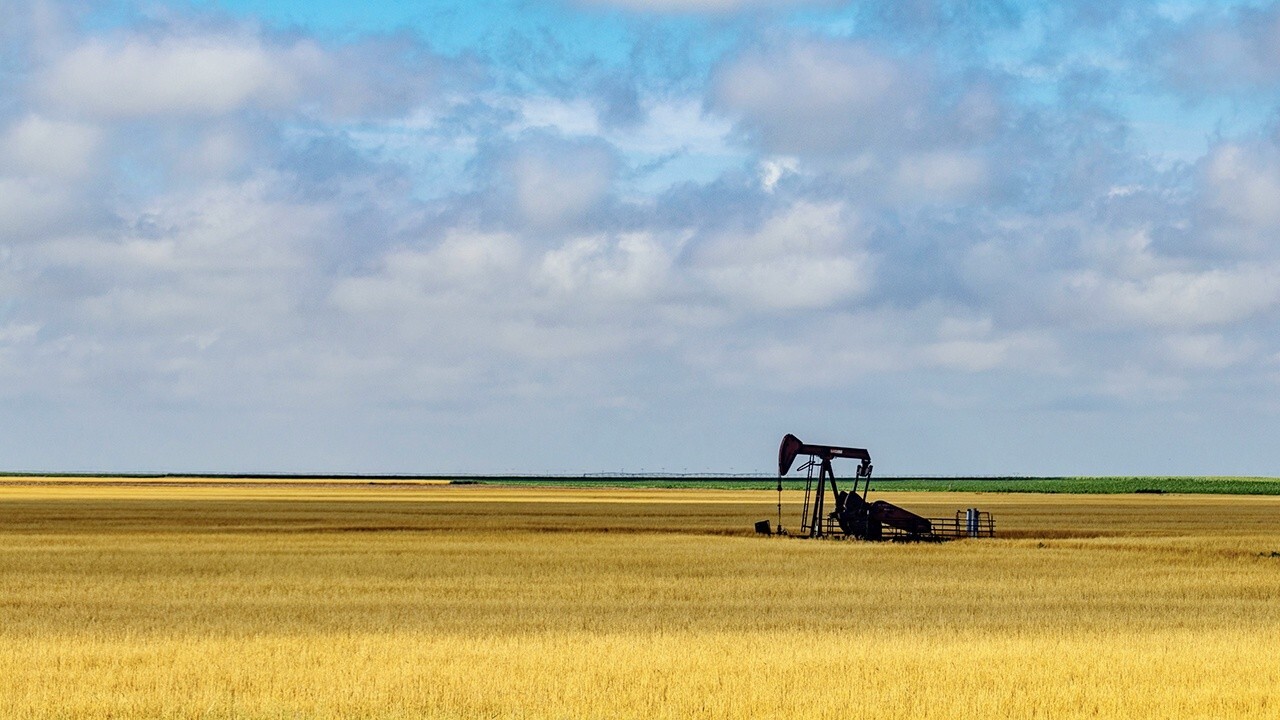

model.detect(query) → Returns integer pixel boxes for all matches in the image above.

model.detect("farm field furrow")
[1,483,1279,719]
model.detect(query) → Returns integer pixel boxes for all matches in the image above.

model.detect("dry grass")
[2,482,1279,718]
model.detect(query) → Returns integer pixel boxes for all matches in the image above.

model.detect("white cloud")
[332,229,524,316]
[920,314,1057,373]
[181,124,255,178]
[706,306,1062,391]
[36,30,442,122]
[500,135,618,228]
[744,330,898,388]
[517,97,602,137]
[693,201,873,311]
[0,322,40,345]
[703,254,867,311]
[1095,365,1189,401]
[713,39,929,155]
[1162,333,1253,370]
[331,226,686,366]
[1201,141,1280,232]
[709,34,1004,202]
[33,177,331,344]
[1,115,103,178]
[1155,5,1280,94]
[1062,265,1280,330]
[759,156,799,192]
[538,232,677,301]
[891,150,988,200]
[922,333,1054,373]
[615,100,736,157]
[0,177,82,239]
[40,36,304,118]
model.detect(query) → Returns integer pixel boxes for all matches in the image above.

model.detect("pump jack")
[778,433,933,540]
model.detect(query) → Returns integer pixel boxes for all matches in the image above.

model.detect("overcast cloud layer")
[2,0,1279,475]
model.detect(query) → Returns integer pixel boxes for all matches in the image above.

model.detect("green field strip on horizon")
[458,476,1280,495]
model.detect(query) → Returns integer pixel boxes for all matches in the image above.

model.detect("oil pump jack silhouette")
[777,433,934,540]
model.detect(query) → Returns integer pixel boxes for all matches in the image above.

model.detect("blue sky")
[2,0,1280,475]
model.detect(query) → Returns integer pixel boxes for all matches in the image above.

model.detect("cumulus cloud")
[36,29,445,121]
[890,150,988,200]
[1162,332,1255,370]
[1196,139,1280,250]
[333,229,524,318]
[29,177,333,355]
[40,36,305,118]
[330,226,682,366]
[0,177,75,239]
[704,305,1062,394]
[711,38,1002,159]
[758,156,798,192]
[1,114,103,178]
[538,232,677,301]
[690,201,872,311]
[713,39,929,155]
[480,132,620,229]
[922,331,1052,373]
[1151,4,1280,94]
[1060,265,1280,330]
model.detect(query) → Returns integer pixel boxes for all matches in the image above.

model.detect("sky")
[2,0,1280,476]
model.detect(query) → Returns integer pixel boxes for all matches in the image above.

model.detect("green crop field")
[451,475,1280,495]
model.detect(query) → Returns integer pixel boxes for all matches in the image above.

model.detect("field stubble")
[1,482,1279,718]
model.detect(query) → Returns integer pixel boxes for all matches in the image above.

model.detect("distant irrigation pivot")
[762,433,995,541]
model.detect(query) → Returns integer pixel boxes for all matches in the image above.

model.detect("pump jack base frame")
[771,433,995,542]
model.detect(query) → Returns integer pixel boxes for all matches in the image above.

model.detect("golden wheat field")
[1,480,1279,719]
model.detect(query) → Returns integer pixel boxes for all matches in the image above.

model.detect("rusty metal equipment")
[772,433,994,541]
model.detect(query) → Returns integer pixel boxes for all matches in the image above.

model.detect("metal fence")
[796,508,996,541]
[880,509,995,540]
